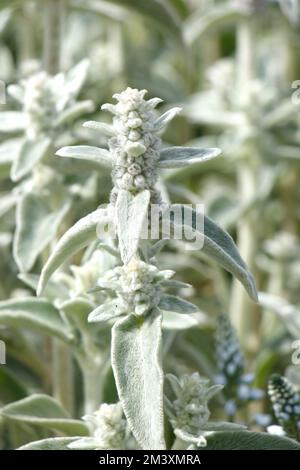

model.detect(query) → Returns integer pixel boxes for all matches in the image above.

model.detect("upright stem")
[43,0,66,74]
[229,18,260,353]
[52,339,74,413]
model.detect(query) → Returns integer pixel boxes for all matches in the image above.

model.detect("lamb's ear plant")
[37,87,258,450]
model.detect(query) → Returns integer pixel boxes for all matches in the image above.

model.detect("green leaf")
[163,205,258,301]
[109,0,182,39]
[37,207,110,295]
[0,112,25,133]
[205,431,300,450]
[111,310,165,450]
[0,298,73,342]
[14,192,71,272]
[1,394,89,436]
[116,189,150,264]
[0,368,28,404]
[159,295,198,313]
[56,145,112,168]
[18,437,79,450]
[11,137,51,181]
[159,147,221,168]
[184,3,246,45]
[154,107,182,131]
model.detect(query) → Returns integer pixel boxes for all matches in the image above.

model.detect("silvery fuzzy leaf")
[202,422,246,432]
[56,145,112,168]
[258,292,300,339]
[159,279,191,289]
[54,100,95,127]
[0,297,73,343]
[165,373,182,397]
[205,431,300,450]
[68,437,99,450]
[148,238,169,258]
[18,437,79,450]
[159,294,198,314]
[56,59,89,111]
[1,394,88,436]
[14,193,71,272]
[184,3,246,45]
[111,310,165,450]
[163,205,258,301]
[7,84,24,103]
[154,107,182,131]
[83,120,115,136]
[11,136,51,181]
[37,207,111,295]
[162,311,200,330]
[88,299,125,323]
[60,298,95,332]
[0,192,17,218]
[263,99,299,128]
[158,146,221,168]
[0,111,26,132]
[0,138,22,166]
[116,189,150,264]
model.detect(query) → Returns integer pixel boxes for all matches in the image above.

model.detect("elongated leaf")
[184,3,246,45]
[83,120,114,136]
[111,310,165,450]
[88,299,124,323]
[109,0,182,39]
[0,368,28,404]
[56,145,112,168]
[38,207,110,295]
[55,100,95,127]
[61,297,94,331]
[163,205,258,301]
[1,395,88,436]
[205,431,300,450]
[0,111,25,132]
[162,311,200,330]
[154,107,182,131]
[11,137,51,181]
[159,294,198,313]
[159,147,221,168]
[0,298,73,342]
[258,292,300,339]
[18,437,78,450]
[116,189,150,264]
[14,193,71,272]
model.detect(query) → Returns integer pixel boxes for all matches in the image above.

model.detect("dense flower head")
[102,87,162,200]
[83,403,128,450]
[23,72,57,139]
[268,374,300,439]
[102,259,174,317]
[165,373,222,438]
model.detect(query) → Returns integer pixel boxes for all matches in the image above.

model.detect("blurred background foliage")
[0,0,300,449]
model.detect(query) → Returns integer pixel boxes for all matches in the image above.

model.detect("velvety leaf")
[0,112,26,132]
[88,299,124,323]
[83,120,115,136]
[162,311,200,330]
[159,147,221,168]
[111,310,165,450]
[205,431,300,450]
[154,107,182,131]
[38,207,111,295]
[116,189,150,264]
[18,437,78,450]
[1,394,88,435]
[159,295,198,313]
[258,292,300,339]
[11,137,51,181]
[14,192,71,272]
[56,145,112,168]
[55,100,95,127]
[0,298,73,342]
[163,205,258,301]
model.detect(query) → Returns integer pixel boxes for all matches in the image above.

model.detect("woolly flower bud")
[23,72,56,139]
[105,259,173,317]
[268,374,300,439]
[102,87,161,197]
[165,373,222,440]
[83,403,128,450]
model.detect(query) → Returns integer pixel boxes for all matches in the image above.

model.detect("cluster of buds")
[69,403,129,450]
[268,374,300,440]
[165,373,222,447]
[99,259,174,317]
[215,314,263,417]
[102,88,162,202]
[23,72,57,139]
